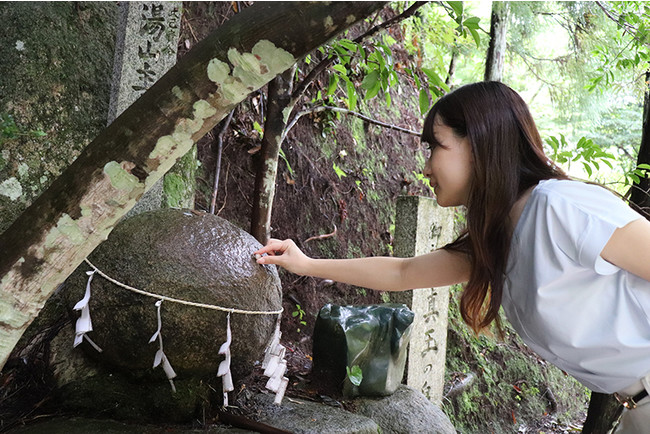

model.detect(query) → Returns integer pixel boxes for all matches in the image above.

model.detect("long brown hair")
[421,81,568,333]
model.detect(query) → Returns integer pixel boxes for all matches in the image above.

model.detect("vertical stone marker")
[108,2,194,215]
[109,2,181,121]
[392,196,456,405]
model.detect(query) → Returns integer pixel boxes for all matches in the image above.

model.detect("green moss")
[0,3,116,232]
[162,145,198,209]
[346,243,363,259]
[348,116,367,152]
[319,135,337,160]
[442,285,589,433]
[315,237,340,259]
[59,374,209,423]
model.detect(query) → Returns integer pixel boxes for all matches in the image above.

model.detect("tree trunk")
[484,1,509,82]
[584,70,650,434]
[446,47,459,87]
[251,66,296,244]
[0,0,386,370]
[582,392,621,433]
[249,1,426,245]
[629,70,650,213]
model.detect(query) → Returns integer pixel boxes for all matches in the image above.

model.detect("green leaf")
[333,162,347,179]
[546,136,559,152]
[327,74,339,96]
[419,88,430,115]
[346,365,363,386]
[389,70,399,87]
[469,28,480,48]
[360,70,380,90]
[346,81,357,111]
[253,121,264,138]
[365,81,381,100]
[333,64,347,75]
[412,72,421,89]
[463,17,480,28]
[421,67,450,93]
[278,148,294,177]
[447,1,464,20]
[338,39,358,52]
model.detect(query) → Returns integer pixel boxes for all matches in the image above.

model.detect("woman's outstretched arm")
[254,238,470,292]
[601,218,650,281]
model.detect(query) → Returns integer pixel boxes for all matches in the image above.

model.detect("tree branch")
[210,109,235,214]
[0,0,387,371]
[283,105,420,143]
[596,1,646,44]
[289,1,428,107]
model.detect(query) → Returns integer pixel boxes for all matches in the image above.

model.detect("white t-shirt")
[503,178,648,393]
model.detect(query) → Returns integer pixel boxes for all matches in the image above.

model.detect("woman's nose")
[422,160,432,178]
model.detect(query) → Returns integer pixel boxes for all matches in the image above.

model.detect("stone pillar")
[391,196,456,405]
[108,2,196,215]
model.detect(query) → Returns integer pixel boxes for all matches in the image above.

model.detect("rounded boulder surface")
[63,209,282,380]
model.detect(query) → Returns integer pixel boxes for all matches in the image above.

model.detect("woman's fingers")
[254,240,284,255]
[253,239,302,268]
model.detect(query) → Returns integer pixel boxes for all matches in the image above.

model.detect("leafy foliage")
[546,134,615,177]
[346,364,363,386]
[0,113,47,145]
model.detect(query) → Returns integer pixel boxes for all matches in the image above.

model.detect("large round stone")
[62,209,282,380]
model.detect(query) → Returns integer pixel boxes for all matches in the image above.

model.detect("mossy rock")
[60,210,281,396]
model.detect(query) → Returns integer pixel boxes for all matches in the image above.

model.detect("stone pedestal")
[391,196,456,404]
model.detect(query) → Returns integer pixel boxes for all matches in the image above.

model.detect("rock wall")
[0,3,117,232]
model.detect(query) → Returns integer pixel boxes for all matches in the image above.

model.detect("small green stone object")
[313,303,414,398]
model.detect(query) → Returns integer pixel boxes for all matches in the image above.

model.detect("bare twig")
[596,1,646,44]
[182,15,199,43]
[303,225,338,243]
[210,110,235,214]
[217,162,230,216]
[510,48,557,87]
[284,105,420,143]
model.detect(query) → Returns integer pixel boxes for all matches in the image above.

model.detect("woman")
[254,81,650,433]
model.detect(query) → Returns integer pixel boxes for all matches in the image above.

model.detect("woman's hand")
[254,238,311,275]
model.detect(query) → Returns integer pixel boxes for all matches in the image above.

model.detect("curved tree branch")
[284,105,420,143]
[0,1,387,370]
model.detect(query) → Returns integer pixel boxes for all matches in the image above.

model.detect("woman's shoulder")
[536,178,608,195]
[531,178,639,219]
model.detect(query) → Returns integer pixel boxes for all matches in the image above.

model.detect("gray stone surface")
[107,2,191,217]
[8,417,254,433]
[0,3,116,232]
[354,385,457,434]
[391,195,456,404]
[62,208,282,379]
[250,393,380,434]
[108,2,181,122]
[48,209,281,422]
